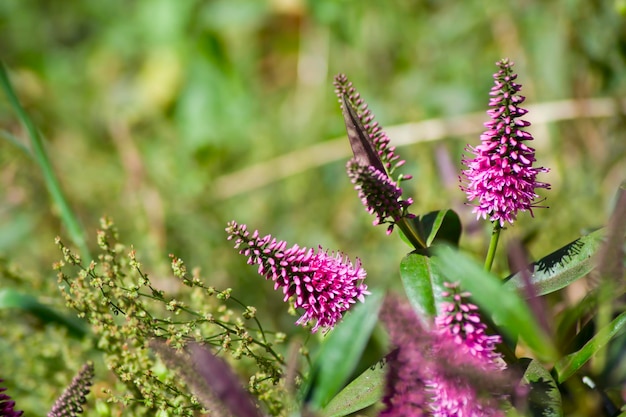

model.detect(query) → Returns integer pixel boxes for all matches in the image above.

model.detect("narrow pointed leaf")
[434,246,558,361]
[321,362,385,417]
[504,229,604,296]
[554,310,626,383]
[340,94,386,174]
[520,359,563,417]
[0,62,91,259]
[399,252,446,324]
[304,290,384,410]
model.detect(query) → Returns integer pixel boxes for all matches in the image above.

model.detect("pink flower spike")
[225,221,369,333]
[334,74,415,233]
[427,282,506,417]
[461,59,550,226]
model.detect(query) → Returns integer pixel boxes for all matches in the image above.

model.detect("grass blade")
[0,61,91,259]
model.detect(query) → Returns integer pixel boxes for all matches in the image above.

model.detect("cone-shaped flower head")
[0,381,23,417]
[226,221,369,333]
[461,59,550,226]
[48,362,95,417]
[427,282,506,417]
[334,74,413,234]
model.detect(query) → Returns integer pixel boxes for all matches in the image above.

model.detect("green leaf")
[304,290,384,410]
[321,362,385,417]
[554,310,626,383]
[399,252,446,323]
[434,245,558,361]
[417,209,462,247]
[0,288,88,338]
[520,359,563,417]
[504,229,604,296]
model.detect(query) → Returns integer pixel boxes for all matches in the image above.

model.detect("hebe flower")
[334,74,413,234]
[426,282,506,417]
[226,221,369,333]
[461,59,550,226]
[0,380,23,417]
[379,287,508,417]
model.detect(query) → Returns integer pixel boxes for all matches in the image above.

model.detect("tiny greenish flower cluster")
[55,217,290,416]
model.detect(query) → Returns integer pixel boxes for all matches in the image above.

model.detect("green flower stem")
[0,61,91,260]
[484,222,501,272]
[396,216,426,249]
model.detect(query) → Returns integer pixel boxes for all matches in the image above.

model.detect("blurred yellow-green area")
[1,0,626,414]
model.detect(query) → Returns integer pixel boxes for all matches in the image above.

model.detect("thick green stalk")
[484,222,501,272]
[0,61,91,260]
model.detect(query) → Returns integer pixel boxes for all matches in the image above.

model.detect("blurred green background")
[1,0,626,414]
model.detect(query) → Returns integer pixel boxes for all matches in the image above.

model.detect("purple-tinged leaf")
[188,343,264,417]
[340,94,386,174]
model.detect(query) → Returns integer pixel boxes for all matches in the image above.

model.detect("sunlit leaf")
[504,229,604,296]
[520,359,563,417]
[399,252,446,324]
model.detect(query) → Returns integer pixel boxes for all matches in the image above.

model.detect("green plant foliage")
[504,228,605,296]
[434,245,559,362]
[555,310,626,384]
[304,290,383,411]
[0,288,88,338]
[55,218,289,416]
[1,1,625,415]
[520,359,563,417]
[399,252,446,324]
[320,361,385,417]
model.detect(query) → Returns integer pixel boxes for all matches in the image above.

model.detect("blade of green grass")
[0,288,88,338]
[0,61,91,259]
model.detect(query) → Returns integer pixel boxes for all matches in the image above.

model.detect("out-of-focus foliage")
[0,0,625,414]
